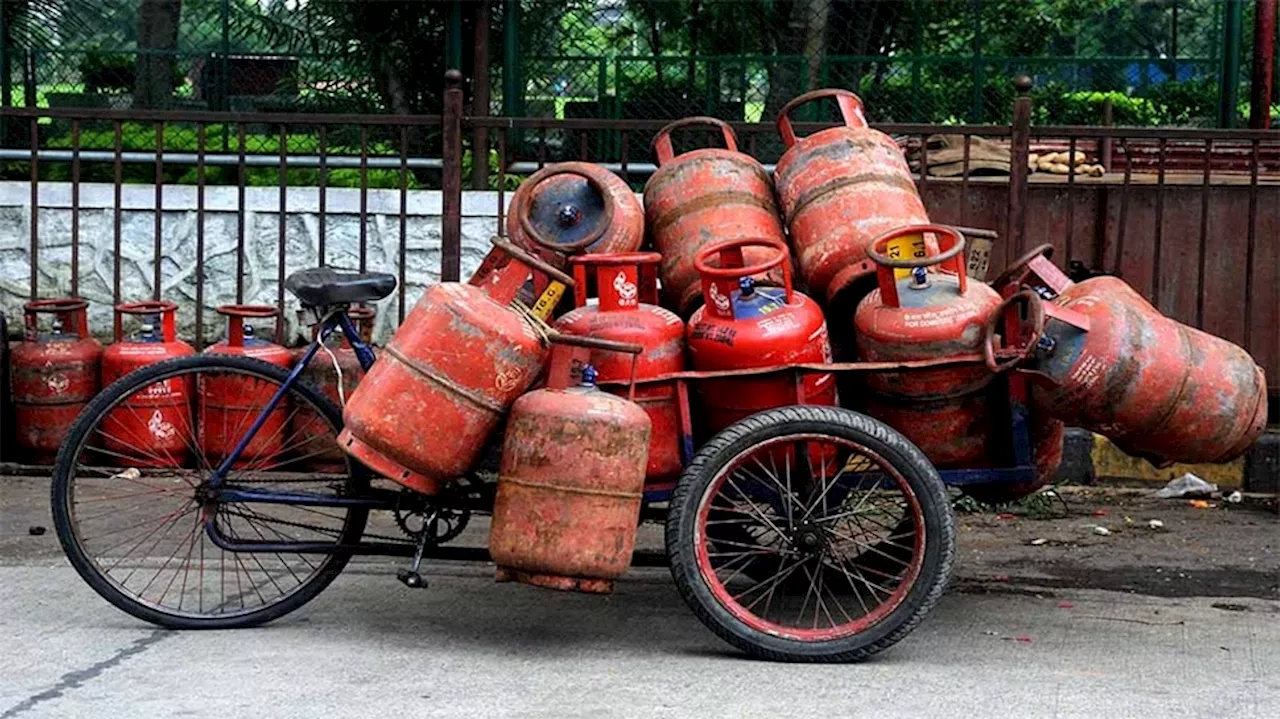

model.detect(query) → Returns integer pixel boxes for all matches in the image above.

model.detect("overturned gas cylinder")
[987,246,1268,466]
[489,340,650,595]
[338,238,570,495]
[507,161,644,265]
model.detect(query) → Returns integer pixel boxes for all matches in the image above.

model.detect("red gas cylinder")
[687,238,837,435]
[294,305,375,471]
[201,305,294,467]
[774,89,930,306]
[507,161,644,268]
[643,117,787,316]
[554,252,685,485]
[338,237,573,495]
[855,226,1002,467]
[986,247,1269,466]
[489,338,650,595]
[101,301,196,467]
[10,299,102,462]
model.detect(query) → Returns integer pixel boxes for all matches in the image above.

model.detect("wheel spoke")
[687,427,935,650]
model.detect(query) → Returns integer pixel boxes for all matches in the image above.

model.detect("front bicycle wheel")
[51,354,369,629]
[666,406,955,662]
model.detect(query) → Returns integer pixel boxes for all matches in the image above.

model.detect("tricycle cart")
[49,238,1046,663]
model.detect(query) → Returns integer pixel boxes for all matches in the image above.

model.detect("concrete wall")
[0,182,505,345]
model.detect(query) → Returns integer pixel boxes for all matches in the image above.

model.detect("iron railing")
[1,73,1277,406]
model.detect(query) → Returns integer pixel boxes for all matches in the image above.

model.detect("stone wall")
[0,182,504,345]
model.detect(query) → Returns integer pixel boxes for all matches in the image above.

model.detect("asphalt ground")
[2,477,1277,718]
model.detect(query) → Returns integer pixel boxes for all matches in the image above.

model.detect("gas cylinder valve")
[556,204,582,227]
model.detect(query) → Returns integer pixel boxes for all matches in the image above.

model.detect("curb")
[1055,428,1280,493]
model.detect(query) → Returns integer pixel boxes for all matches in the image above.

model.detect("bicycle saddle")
[285,268,397,307]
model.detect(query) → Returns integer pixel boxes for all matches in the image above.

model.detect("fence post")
[442,69,464,282]
[1007,74,1033,257]
[1218,0,1244,127]
[1100,97,1113,171]
[471,0,492,189]
[1250,0,1276,129]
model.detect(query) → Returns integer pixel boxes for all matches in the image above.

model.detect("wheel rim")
[60,363,362,621]
[693,433,926,642]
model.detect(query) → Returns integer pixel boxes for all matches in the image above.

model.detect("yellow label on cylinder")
[531,281,566,320]
[884,233,928,279]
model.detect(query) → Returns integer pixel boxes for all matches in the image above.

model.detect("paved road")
[2,556,1277,719]
[3,474,1278,718]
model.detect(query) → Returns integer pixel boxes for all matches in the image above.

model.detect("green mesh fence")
[511,0,1241,126]
[0,0,1269,131]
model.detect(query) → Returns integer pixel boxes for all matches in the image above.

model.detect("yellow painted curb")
[1089,434,1244,488]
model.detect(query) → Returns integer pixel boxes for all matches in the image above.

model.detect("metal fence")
[1,72,1277,405]
[3,0,1272,127]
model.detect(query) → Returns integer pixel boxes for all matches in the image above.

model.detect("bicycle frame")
[202,306,415,556]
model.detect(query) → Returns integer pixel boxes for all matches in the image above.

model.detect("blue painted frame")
[202,308,401,555]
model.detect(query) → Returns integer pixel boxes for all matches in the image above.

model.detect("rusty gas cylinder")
[100,301,196,467]
[508,161,643,265]
[687,237,836,436]
[554,252,685,485]
[489,336,650,595]
[643,117,787,316]
[774,89,930,306]
[10,299,102,462]
[986,247,1269,466]
[855,226,1002,467]
[200,305,294,468]
[293,305,375,471]
[338,237,574,495]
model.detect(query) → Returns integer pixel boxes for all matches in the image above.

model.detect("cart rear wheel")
[666,406,954,662]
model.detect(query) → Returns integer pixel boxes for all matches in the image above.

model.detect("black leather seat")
[285,268,397,307]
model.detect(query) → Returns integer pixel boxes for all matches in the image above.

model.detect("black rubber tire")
[665,405,956,662]
[51,354,369,629]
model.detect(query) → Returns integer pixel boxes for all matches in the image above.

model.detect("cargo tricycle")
[50,234,1052,664]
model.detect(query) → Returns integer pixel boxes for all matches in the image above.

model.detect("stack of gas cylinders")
[6,88,1268,597]
[7,298,372,471]
[335,89,1267,595]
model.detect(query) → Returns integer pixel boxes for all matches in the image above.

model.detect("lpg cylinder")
[774,89,930,307]
[855,226,1002,467]
[489,338,650,595]
[554,252,684,485]
[10,299,102,462]
[643,117,787,316]
[986,248,1268,466]
[201,306,294,468]
[294,305,375,471]
[101,301,196,467]
[338,237,573,495]
[686,238,837,435]
[507,161,643,268]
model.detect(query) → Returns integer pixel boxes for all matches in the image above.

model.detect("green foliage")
[1144,77,1221,126]
[25,123,422,188]
[462,149,521,191]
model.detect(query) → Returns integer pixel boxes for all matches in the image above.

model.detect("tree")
[133,0,182,108]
